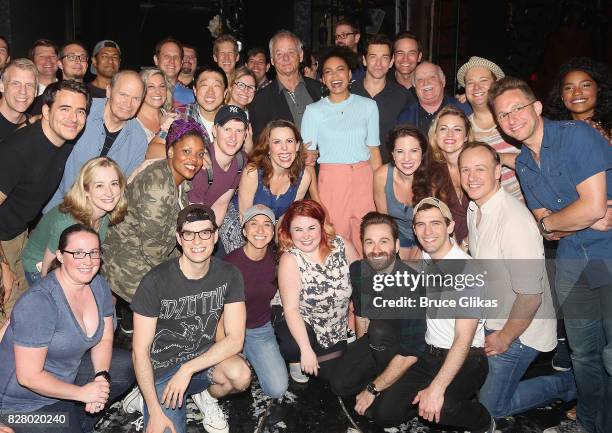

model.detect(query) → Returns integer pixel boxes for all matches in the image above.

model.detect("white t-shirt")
[422,240,485,349]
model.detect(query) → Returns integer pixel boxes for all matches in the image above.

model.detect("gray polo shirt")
[278,77,313,130]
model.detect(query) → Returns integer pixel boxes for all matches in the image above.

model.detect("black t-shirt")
[131,257,245,378]
[0,121,73,240]
[100,124,121,157]
[352,78,417,164]
[350,258,427,358]
[0,111,24,142]
[86,82,107,99]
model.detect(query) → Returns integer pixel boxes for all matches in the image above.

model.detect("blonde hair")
[427,105,473,164]
[60,157,128,226]
[225,66,256,104]
[140,67,172,112]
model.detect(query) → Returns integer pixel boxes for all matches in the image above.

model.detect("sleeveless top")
[253,168,304,219]
[384,165,417,248]
[287,237,352,348]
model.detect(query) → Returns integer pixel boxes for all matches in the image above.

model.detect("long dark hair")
[544,57,612,132]
[387,125,431,205]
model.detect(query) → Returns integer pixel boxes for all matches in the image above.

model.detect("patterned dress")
[287,237,352,349]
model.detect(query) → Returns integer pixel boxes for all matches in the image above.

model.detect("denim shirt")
[516,119,611,286]
[44,98,148,213]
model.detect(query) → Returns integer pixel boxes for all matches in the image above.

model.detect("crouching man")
[132,204,251,433]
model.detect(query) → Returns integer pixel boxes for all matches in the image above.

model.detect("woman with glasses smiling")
[0,224,134,433]
[226,67,257,154]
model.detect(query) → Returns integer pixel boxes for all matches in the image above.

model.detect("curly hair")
[387,124,431,205]
[426,105,472,204]
[544,57,612,132]
[165,118,206,156]
[248,119,306,188]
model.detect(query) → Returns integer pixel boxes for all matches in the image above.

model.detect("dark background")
[0,0,609,99]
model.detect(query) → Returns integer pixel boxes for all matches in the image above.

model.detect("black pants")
[274,318,346,381]
[330,321,490,431]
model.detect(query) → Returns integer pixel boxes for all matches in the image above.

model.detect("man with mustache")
[329,212,427,427]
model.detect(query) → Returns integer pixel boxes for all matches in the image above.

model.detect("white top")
[422,240,485,349]
[467,188,556,352]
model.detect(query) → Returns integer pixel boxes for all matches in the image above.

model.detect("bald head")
[413,61,445,107]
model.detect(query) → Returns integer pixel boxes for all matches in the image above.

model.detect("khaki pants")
[0,230,29,326]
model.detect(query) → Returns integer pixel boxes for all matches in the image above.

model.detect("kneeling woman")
[0,225,133,433]
[224,205,288,398]
[276,200,359,383]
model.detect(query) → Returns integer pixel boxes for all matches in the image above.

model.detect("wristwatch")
[366,382,380,396]
[95,370,111,383]
[538,217,552,235]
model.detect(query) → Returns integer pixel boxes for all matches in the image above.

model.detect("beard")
[366,252,395,272]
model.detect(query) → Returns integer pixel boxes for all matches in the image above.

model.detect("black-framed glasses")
[62,249,102,260]
[335,32,357,40]
[497,100,536,122]
[180,229,215,241]
[61,53,89,63]
[234,81,256,93]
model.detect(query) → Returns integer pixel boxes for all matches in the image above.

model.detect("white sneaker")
[192,389,229,433]
[289,362,309,383]
[130,415,144,432]
[122,386,144,414]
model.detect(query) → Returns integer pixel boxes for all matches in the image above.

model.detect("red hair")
[278,199,336,259]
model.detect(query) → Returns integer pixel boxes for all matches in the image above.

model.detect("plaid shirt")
[158,102,213,147]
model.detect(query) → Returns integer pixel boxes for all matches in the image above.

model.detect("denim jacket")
[44,98,148,212]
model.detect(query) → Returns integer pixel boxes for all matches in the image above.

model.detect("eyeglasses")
[180,229,215,241]
[335,32,357,40]
[62,249,102,260]
[61,54,89,63]
[496,100,536,122]
[234,81,256,93]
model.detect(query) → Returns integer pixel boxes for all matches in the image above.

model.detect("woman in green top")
[22,157,127,285]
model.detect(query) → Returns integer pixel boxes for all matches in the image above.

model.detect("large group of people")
[0,18,610,433]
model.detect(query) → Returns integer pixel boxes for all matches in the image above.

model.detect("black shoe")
[552,338,572,372]
[119,305,133,335]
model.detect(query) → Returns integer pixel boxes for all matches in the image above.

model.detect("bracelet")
[94,370,111,383]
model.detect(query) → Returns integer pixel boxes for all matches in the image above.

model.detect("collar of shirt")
[277,74,305,94]
[422,238,471,262]
[468,187,505,217]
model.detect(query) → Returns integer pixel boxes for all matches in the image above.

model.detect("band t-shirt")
[131,257,245,378]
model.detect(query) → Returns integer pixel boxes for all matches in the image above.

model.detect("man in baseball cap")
[214,104,249,127]
[457,56,523,202]
[413,197,456,259]
[88,40,121,98]
[187,104,249,236]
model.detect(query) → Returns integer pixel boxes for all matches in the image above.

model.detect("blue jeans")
[244,321,288,399]
[556,277,612,433]
[479,330,577,418]
[143,364,213,433]
[9,348,135,433]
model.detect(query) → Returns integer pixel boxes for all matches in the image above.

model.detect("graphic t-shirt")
[130,257,245,378]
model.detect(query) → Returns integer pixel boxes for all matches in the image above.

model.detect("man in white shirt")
[410,198,495,433]
[459,142,576,418]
